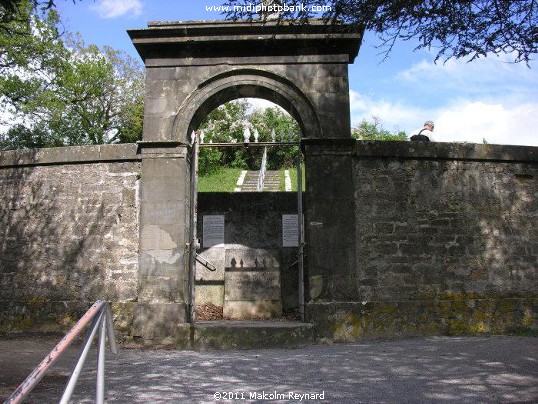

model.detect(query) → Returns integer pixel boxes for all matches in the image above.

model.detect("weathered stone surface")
[223,300,283,320]
[196,193,298,316]
[132,302,187,343]
[306,298,538,342]
[0,144,139,167]
[136,145,191,336]
[181,321,314,350]
[0,140,536,344]
[225,271,281,301]
[1,16,536,347]
[351,141,538,303]
[0,149,141,335]
[303,141,358,301]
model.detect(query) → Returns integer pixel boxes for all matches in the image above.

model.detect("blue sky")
[56,0,538,146]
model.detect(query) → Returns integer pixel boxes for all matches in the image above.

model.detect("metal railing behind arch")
[257,146,268,191]
[5,300,117,404]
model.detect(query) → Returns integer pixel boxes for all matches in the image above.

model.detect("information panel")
[282,214,299,247]
[203,215,225,247]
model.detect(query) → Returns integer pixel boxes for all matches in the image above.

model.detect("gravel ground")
[1,335,536,403]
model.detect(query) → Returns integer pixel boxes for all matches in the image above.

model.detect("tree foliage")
[352,116,407,141]
[223,0,537,64]
[197,100,300,174]
[0,0,77,18]
[0,1,145,150]
[248,105,300,169]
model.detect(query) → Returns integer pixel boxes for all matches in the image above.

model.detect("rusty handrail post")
[5,300,117,404]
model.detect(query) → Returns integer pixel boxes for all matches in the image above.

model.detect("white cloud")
[350,53,538,146]
[435,101,538,146]
[398,52,536,86]
[349,90,426,134]
[350,90,538,146]
[91,0,143,19]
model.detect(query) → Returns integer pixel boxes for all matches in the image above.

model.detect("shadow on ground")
[1,336,536,403]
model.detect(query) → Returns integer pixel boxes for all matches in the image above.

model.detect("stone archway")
[128,20,363,343]
[173,69,322,140]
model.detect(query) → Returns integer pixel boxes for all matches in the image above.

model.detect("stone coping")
[1,140,536,168]
[302,139,538,163]
[0,143,141,168]
[128,19,363,63]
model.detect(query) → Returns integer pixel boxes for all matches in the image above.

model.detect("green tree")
[352,117,407,141]
[0,1,65,71]
[198,100,302,173]
[0,3,145,149]
[224,0,537,64]
[1,1,80,25]
[199,99,249,144]
[248,106,300,169]
[197,100,248,174]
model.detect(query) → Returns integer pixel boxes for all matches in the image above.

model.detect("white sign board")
[282,214,299,247]
[203,215,225,247]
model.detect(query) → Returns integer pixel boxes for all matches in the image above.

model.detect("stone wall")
[305,140,537,341]
[0,140,536,344]
[0,145,141,335]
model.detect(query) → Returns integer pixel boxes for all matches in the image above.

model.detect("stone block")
[140,176,187,202]
[140,201,186,226]
[132,302,187,341]
[224,270,281,301]
[137,273,186,302]
[196,246,225,282]
[223,300,282,320]
[195,284,224,307]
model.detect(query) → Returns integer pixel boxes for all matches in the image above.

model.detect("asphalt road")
[1,335,536,403]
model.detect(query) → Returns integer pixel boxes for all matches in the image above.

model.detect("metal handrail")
[257,146,268,191]
[5,300,117,404]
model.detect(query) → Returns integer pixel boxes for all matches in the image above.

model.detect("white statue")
[243,126,251,143]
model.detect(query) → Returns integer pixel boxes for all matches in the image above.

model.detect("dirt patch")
[195,304,301,321]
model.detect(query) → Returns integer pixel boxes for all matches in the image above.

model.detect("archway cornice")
[128,19,363,64]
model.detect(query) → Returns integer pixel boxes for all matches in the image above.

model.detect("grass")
[198,166,305,192]
[506,327,538,337]
[280,166,306,191]
[198,168,242,192]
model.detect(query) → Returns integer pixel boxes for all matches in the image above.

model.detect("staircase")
[239,170,281,192]
[239,171,260,191]
[263,170,281,191]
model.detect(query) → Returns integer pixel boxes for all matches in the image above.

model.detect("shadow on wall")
[0,150,140,334]
[195,192,301,320]
[353,142,537,336]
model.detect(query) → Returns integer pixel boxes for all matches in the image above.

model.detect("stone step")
[259,170,281,192]
[240,171,259,192]
[239,170,282,192]
[179,321,314,350]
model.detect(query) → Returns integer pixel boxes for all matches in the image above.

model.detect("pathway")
[1,336,536,403]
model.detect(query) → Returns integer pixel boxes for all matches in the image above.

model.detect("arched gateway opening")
[175,71,321,141]
[128,20,362,346]
[190,97,304,325]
